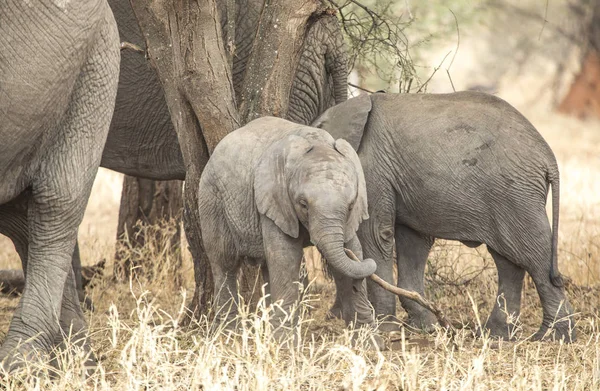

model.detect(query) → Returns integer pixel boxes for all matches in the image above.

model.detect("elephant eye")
[348,201,355,211]
[299,199,308,209]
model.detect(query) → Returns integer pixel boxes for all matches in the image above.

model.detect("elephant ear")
[334,138,369,237]
[254,135,312,238]
[311,93,372,151]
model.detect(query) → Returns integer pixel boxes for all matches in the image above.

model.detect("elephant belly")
[395,192,492,245]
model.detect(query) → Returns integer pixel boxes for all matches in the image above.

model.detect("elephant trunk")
[332,61,348,104]
[323,16,348,104]
[309,212,375,280]
[328,41,348,105]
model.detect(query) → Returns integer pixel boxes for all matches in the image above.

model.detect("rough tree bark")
[558,1,600,119]
[129,0,322,317]
[239,1,320,121]
[130,0,240,315]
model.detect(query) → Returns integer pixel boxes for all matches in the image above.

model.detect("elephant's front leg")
[395,225,437,332]
[53,267,96,372]
[330,236,386,350]
[260,217,304,337]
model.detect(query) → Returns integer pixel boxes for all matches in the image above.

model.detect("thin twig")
[120,41,145,54]
[416,50,452,93]
[347,82,375,93]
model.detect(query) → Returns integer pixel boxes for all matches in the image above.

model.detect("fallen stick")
[344,249,456,336]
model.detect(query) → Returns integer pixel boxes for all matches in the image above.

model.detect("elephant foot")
[376,315,403,333]
[532,320,576,343]
[0,340,48,374]
[481,317,518,341]
[398,306,438,334]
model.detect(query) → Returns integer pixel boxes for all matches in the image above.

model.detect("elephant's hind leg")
[484,248,525,340]
[494,211,575,342]
[395,225,436,332]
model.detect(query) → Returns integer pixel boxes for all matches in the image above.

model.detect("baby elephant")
[198,117,377,337]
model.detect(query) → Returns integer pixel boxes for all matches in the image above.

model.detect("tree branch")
[344,248,456,337]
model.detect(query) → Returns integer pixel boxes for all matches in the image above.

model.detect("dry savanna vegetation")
[1,3,600,390]
[0,102,598,390]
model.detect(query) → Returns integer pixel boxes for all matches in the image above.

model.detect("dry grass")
[0,102,599,390]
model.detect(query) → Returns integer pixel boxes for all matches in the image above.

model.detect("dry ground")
[0,103,599,389]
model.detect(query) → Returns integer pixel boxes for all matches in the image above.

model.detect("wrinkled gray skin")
[0,0,120,370]
[198,117,377,336]
[313,92,575,342]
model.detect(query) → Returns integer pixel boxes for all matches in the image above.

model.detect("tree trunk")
[130,0,240,316]
[114,176,183,281]
[558,1,600,119]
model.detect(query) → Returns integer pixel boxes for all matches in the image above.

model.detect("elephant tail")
[548,168,563,288]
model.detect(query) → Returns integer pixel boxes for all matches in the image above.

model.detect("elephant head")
[254,131,376,279]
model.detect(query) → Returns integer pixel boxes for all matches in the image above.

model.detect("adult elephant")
[312,91,575,342]
[0,0,120,370]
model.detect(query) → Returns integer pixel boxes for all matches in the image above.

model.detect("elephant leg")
[395,225,436,332]
[494,210,575,342]
[260,217,303,336]
[53,268,96,372]
[0,17,118,369]
[0,197,91,311]
[0,193,30,262]
[485,248,525,339]
[0,196,91,370]
[0,186,92,369]
[529,267,575,342]
[205,232,239,328]
[525,247,575,342]
[329,236,385,350]
[359,193,397,330]
[0,197,92,358]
